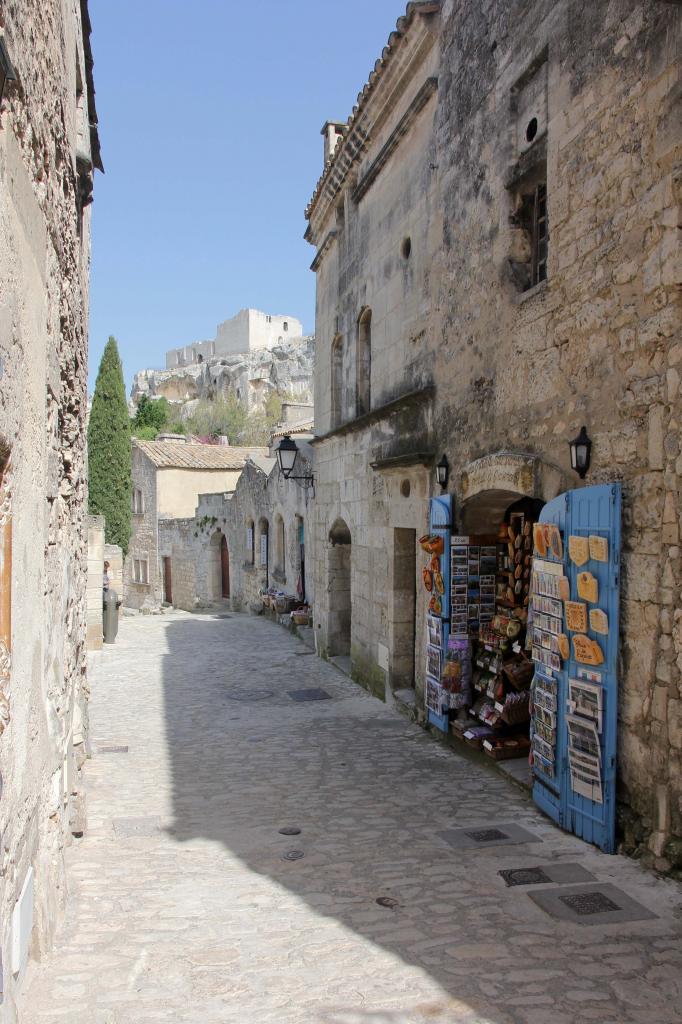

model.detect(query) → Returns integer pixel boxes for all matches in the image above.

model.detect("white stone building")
[165,308,304,369]
[125,439,267,610]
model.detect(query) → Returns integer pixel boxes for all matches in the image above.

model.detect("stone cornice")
[309,228,338,272]
[310,384,434,444]
[305,3,440,245]
[352,76,438,204]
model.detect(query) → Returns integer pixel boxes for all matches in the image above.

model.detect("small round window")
[401,237,412,259]
[525,117,538,143]
[400,479,411,498]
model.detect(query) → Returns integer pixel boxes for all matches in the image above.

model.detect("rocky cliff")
[131,335,315,415]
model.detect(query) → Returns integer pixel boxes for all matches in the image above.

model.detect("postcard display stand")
[530,483,621,854]
[424,496,452,732]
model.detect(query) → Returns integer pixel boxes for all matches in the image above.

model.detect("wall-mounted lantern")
[0,38,17,105]
[569,425,592,479]
[275,435,314,488]
[435,454,449,490]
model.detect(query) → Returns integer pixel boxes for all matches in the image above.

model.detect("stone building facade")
[125,439,267,610]
[165,308,304,369]
[0,0,101,1013]
[158,447,314,616]
[305,1,681,868]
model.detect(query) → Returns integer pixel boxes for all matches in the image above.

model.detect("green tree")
[131,394,172,437]
[88,337,132,554]
[184,395,250,444]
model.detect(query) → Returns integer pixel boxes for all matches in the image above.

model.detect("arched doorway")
[328,518,351,657]
[220,535,230,599]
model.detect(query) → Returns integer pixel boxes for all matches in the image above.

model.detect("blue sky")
[88,0,403,393]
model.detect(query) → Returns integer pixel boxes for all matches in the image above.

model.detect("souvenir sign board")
[530,484,621,854]
[425,495,452,732]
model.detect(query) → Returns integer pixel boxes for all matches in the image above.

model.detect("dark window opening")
[508,168,548,293]
[356,308,371,417]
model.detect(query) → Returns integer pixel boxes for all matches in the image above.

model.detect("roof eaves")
[304,1,439,224]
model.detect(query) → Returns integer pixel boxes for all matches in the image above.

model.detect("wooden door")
[163,557,172,605]
[220,535,230,599]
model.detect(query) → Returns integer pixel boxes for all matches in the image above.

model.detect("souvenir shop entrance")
[422,481,621,854]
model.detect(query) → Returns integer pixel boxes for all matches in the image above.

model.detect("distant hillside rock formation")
[131,334,315,414]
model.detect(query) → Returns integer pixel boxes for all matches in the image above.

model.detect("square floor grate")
[559,891,620,916]
[287,688,332,702]
[98,744,129,753]
[466,828,510,843]
[500,867,552,887]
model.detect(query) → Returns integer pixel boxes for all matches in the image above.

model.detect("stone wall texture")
[0,0,99,1013]
[158,454,314,618]
[306,1,681,869]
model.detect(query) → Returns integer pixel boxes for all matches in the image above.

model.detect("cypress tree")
[88,337,132,555]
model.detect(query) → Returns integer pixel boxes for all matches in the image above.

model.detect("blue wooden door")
[426,495,451,732]
[532,483,621,853]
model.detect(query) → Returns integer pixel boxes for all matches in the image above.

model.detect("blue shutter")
[532,483,621,853]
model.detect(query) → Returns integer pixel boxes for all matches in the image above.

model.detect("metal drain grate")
[224,689,274,702]
[98,744,129,753]
[279,827,301,836]
[559,891,620,916]
[282,850,304,861]
[499,867,552,887]
[466,828,510,843]
[287,688,331,702]
[376,896,399,909]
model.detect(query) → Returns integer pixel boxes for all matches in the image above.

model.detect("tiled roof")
[271,419,315,439]
[134,440,268,470]
[305,2,440,220]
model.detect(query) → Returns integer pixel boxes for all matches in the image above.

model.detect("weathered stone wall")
[86,516,104,651]
[0,0,99,1012]
[124,446,159,609]
[307,1,681,866]
[158,455,315,617]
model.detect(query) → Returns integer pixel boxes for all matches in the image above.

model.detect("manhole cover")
[98,744,129,753]
[279,827,301,836]
[282,850,305,861]
[466,828,510,843]
[499,867,552,887]
[287,688,332,702]
[559,891,621,916]
[376,897,399,909]
[214,614,231,619]
[112,816,161,838]
[224,689,274,702]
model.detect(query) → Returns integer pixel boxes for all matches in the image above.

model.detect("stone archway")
[327,518,352,657]
[459,451,568,533]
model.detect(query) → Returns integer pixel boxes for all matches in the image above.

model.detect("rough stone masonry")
[0,1,101,1017]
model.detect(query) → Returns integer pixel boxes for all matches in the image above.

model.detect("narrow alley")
[21,613,682,1024]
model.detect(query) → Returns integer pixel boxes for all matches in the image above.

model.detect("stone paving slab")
[20,610,682,1024]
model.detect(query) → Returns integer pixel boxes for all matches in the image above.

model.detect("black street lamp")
[275,435,314,487]
[569,426,592,479]
[435,454,449,490]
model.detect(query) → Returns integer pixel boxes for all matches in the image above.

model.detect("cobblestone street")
[22,612,682,1024]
